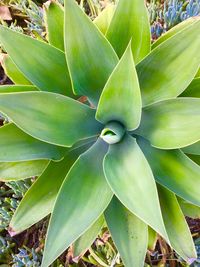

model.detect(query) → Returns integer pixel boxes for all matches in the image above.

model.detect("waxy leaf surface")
[104,134,168,240]
[138,98,200,149]
[106,0,150,62]
[138,138,200,207]
[96,44,141,130]
[44,1,64,51]
[148,227,157,251]
[178,197,200,219]
[0,85,37,93]
[64,0,118,106]
[181,78,200,98]
[105,197,148,267]
[182,142,200,155]
[158,185,196,262]
[137,18,200,106]
[0,92,102,147]
[10,143,89,234]
[0,123,64,161]
[0,160,48,181]
[0,26,73,96]
[42,140,113,267]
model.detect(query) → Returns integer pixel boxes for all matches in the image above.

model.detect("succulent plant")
[0,0,200,266]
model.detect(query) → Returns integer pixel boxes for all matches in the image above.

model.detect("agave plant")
[0,0,200,266]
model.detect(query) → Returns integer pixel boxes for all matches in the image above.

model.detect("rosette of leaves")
[0,0,200,266]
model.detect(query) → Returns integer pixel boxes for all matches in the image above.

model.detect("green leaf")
[0,92,102,147]
[64,0,118,106]
[152,17,197,49]
[44,1,64,51]
[148,227,157,251]
[177,197,200,219]
[138,98,200,149]
[0,26,73,97]
[105,197,148,267]
[180,78,200,98]
[0,123,64,161]
[96,43,141,130]
[106,0,150,63]
[137,18,200,106]
[73,216,104,258]
[103,134,168,241]
[0,160,48,181]
[138,137,200,207]
[1,54,32,85]
[93,4,115,35]
[196,68,200,78]
[41,139,113,267]
[9,143,90,235]
[187,154,200,166]
[158,185,196,262]
[0,85,38,93]
[182,142,200,155]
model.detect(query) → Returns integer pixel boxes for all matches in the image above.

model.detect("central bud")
[100,121,126,145]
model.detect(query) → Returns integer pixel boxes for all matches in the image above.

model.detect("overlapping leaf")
[0,123,64,161]
[138,137,200,207]
[138,98,200,149]
[0,85,37,93]
[137,18,200,106]
[104,134,168,240]
[0,92,102,147]
[41,140,113,267]
[105,197,148,267]
[106,0,150,62]
[94,4,115,35]
[0,26,73,96]
[64,0,118,106]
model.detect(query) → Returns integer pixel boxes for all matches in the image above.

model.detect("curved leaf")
[103,134,168,241]
[0,85,38,93]
[9,143,90,235]
[138,137,200,207]
[41,139,113,267]
[0,123,64,162]
[137,18,200,106]
[188,154,200,166]
[158,185,196,262]
[44,1,64,51]
[106,0,150,63]
[0,26,73,97]
[93,4,115,35]
[177,197,200,219]
[152,17,197,49]
[73,216,104,258]
[180,78,200,98]
[105,197,148,267]
[0,160,48,181]
[0,92,102,147]
[96,43,141,130]
[1,54,31,85]
[64,0,118,106]
[138,98,200,149]
[182,141,200,155]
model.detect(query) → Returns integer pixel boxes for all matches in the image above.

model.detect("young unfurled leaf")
[96,43,141,130]
[105,197,148,267]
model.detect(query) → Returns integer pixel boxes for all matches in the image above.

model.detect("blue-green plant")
[0,0,200,266]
